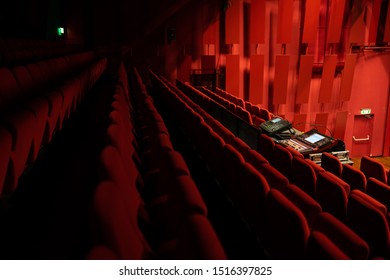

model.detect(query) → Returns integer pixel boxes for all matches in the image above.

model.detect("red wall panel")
[302,0,321,44]
[277,0,293,44]
[318,55,337,103]
[293,114,307,133]
[177,55,192,83]
[226,55,240,97]
[339,54,357,102]
[327,0,346,43]
[315,113,329,135]
[203,18,218,44]
[226,0,242,44]
[250,0,265,44]
[385,1,390,42]
[273,55,290,104]
[334,111,348,140]
[348,2,365,44]
[296,55,314,104]
[249,55,264,104]
[368,0,382,43]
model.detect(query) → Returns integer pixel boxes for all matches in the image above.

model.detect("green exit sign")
[360,108,371,115]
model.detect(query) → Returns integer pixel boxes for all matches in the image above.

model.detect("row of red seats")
[0,38,80,66]
[0,38,65,51]
[0,51,98,113]
[0,56,107,196]
[148,70,375,259]
[259,136,390,258]
[176,81,256,126]
[88,64,226,260]
[210,86,272,124]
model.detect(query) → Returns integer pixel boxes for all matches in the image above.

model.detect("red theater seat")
[4,110,36,192]
[366,177,390,210]
[176,214,227,260]
[264,189,310,259]
[229,137,251,158]
[0,67,21,106]
[45,90,64,140]
[257,134,275,162]
[221,144,245,197]
[347,190,390,259]
[0,128,13,195]
[11,65,35,94]
[341,164,367,192]
[321,152,343,178]
[360,156,388,183]
[291,156,317,199]
[92,180,152,259]
[238,162,270,239]
[273,144,294,180]
[87,246,119,260]
[281,184,322,227]
[307,212,369,259]
[316,171,350,221]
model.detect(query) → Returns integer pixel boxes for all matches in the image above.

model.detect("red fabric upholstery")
[176,214,227,260]
[316,171,350,221]
[347,190,390,259]
[321,152,343,178]
[341,164,367,192]
[265,189,310,259]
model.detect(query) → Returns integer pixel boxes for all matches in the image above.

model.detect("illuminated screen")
[305,133,325,144]
[271,117,281,123]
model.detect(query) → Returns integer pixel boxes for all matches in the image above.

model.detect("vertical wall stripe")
[296,55,314,104]
[225,0,242,44]
[226,55,240,97]
[318,55,337,103]
[249,55,264,104]
[340,54,358,102]
[315,113,329,135]
[327,0,346,43]
[277,0,294,44]
[368,0,382,43]
[334,111,348,140]
[250,0,265,44]
[348,2,365,44]
[302,0,321,44]
[293,114,307,133]
[384,1,390,42]
[273,55,290,104]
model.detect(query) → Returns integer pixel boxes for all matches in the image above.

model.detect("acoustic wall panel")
[273,55,290,104]
[250,0,265,44]
[249,55,264,104]
[293,114,307,133]
[226,0,242,44]
[296,55,314,104]
[203,15,218,44]
[339,54,358,102]
[318,55,337,103]
[277,0,294,44]
[226,55,240,97]
[327,0,346,43]
[177,55,192,83]
[334,111,348,140]
[368,0,382,43]
[315,113,329,135]
[349,2,365,44]
[302,0,321,44]
[385,1,390,42]
[201,55,216,73]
